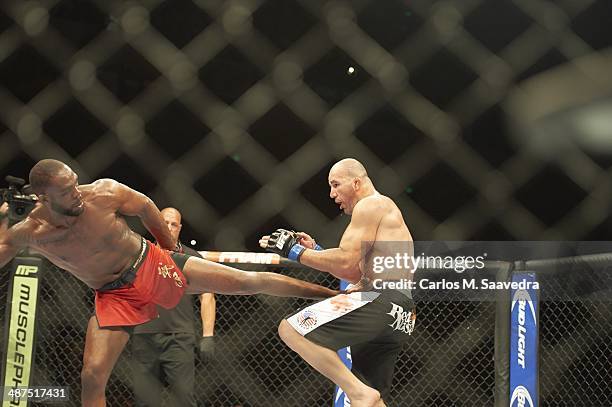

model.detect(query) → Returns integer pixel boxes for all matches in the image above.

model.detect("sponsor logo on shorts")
[157,263,184,287]
[387,302,416,335]
[297,310,318,329]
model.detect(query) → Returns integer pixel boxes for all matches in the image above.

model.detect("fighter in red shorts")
[0,159,338,407]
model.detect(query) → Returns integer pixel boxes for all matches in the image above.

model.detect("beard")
[51,201,84,217]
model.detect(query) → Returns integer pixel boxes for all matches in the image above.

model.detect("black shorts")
[286,289,416,399]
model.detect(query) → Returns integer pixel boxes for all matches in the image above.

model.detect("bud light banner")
[510,272,538,407]
[334,280,352,407]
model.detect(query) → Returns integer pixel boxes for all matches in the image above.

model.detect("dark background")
[1,0,612,251]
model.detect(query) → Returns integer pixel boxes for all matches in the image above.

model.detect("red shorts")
[95,240,188,327]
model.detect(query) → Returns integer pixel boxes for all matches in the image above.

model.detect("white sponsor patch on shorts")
[287,291,380,336]
[387,302,416,335]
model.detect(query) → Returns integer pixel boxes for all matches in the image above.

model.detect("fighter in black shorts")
[261,158,416,407]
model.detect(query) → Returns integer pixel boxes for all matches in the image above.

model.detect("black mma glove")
[198,336,215,364]
[264,229,306,262]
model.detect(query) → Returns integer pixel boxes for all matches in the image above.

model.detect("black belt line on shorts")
[97,238,148,292]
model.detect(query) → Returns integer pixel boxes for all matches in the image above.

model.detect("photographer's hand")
[0,201,33,268]
[0,202,9,231]
[0,202,19,268]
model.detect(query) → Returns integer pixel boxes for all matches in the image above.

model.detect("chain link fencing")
[2,259,501,406]
[523,257,612,407]
[2,249,611,406]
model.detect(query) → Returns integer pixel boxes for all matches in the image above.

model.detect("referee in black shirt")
[132,207,216,407]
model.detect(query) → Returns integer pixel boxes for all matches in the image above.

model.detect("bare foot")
[350,388,381,407]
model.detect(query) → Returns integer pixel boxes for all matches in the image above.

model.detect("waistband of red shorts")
[97,238,149,292]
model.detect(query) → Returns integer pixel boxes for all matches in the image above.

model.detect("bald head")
[161,207,182,244]
[29,159,72,194]
[330,158,368,179]
[161,207,182,221]
[328,158,375,215]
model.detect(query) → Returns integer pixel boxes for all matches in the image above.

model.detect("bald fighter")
[0,159,338,407]
[260,158,416,407]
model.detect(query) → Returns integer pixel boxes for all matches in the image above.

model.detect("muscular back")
[364,195,413,283]
[3,180,147,289]
[372,195,412,244]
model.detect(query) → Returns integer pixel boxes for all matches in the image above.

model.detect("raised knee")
[278,319,295,343]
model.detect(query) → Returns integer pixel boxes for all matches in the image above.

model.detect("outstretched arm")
[107,180,175,249]
[260,198,383,283]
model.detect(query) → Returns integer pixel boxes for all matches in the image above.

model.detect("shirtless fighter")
[0,159,338,407]
[260,158,416,407]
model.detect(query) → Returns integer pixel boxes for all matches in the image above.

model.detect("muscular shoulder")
[353,194,387,217]
[89,179,120,194]
[346,195,385,232]
[90,179,151,216]
[85,179,128,203]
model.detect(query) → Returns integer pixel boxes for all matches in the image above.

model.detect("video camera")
[1,176,38,225]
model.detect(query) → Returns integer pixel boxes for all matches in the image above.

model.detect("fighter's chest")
[36,209,120,252]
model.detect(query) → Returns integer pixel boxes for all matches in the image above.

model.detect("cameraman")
[0,176,37,226]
